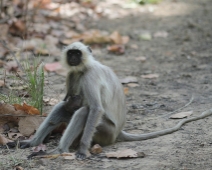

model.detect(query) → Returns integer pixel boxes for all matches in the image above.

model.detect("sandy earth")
[1,0,212,169]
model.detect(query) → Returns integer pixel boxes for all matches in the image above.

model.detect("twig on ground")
[144,95,194,121]
[139,108,212,140]
[23,0,29,39]
[157,95,194,118]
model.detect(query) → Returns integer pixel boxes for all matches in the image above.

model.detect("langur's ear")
[87,46,92,53]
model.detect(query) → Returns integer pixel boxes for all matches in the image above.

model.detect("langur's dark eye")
[68,51,73,55]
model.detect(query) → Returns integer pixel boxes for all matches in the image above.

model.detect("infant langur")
[6,42,212,159]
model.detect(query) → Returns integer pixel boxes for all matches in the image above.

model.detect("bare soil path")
[1,0,212,169]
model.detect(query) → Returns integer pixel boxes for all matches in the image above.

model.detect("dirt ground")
[1,0,212,169]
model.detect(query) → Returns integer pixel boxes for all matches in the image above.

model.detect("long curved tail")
[117,109,212,141]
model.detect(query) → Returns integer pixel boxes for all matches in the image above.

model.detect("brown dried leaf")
[23,103,40,115]
[0,103,26,116]
[110,31,123,44]
[8,132,23,140]
[42,154,59,159]
[170,111,193,119]
[0,134,13,145]
[14,103,40,115]
[106,149,139,158]
[62,152,76,160]
[44,62,62,72]
[120,76,138,84]
[33,23,51,34]
[18,116,45,136]
[59,39,77,45]
[127,83,140,87]
[83,30,111,44]
[135,57,146,62]
[130,44,138,49]
[32,144,47,152]
[33,0,51,9]
[35,48,49,56]
[123,87,129,95]
[154,31,168,38]
[122,36,130,44]
[109,31,129,44]
[141,74,159,79]
[0,80,5,87]
[107,44,125,54]
[43,97,59,106]
[5,61,19,72]
[90,144,102,154]
[0,24,9,40]
[14,166,24,170]
[9,20,26,37]
[0,60,5,67]
[61,30,112,45]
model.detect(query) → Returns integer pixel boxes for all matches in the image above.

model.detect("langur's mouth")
[69,62,80,66]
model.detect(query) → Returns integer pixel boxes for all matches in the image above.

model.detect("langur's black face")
[66,49,82,66]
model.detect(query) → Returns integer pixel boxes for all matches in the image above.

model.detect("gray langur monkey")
[6,42,212,159]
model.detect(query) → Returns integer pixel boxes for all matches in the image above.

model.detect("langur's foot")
[75,149,90,160]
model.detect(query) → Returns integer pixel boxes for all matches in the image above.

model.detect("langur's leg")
[21,101,73,148]
[50,106,89,153]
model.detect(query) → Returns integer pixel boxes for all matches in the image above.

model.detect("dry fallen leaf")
[141,74,159,79]
[154,31,168,38]
[0,60,5,67]
[32,144,47,152]
[9,20,26,37]
[36,154,60,159]
[83,30,112,44]
[135,57,146,62]
[90,144,102,154]
[5,61,19,72]
[127,83,140,87]
[130,44,138,49]
[14,166,24,170]
[0,24,9,40]
[43,97,59,106]
[13,103,40,115]
[44,62,62,72]
[33,0,51,9]
[0,80,5,87]
[0,134,13,145]
[107,44,125,54]
[8,132,23,140]
[61,30,112,45]
[109,31,123,44]
[109,31,129,44]
[120,76,138,84]
[18,116,45,136]
[123,87,129,95]
[106,149,144,159]
[62,152,76,160]
[170,111,193,119]
[139,32,152,41]
[0,103,26,116]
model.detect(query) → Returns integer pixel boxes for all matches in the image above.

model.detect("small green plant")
[23,58,44,114]
[0,57,44,114]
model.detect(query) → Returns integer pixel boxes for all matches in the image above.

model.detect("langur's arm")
[76,79,103,159]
